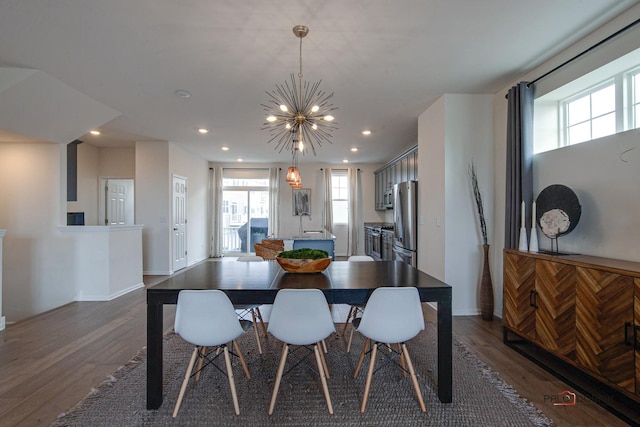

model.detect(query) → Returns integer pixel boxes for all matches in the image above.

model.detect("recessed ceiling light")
[198,128,208,134]
[237,158,243,162]
[221,146,229,151]
[343,159,349,163]
[175,89,191,99]
[89,130,100,136]
[361,130,372,136]
[350,147,358,152]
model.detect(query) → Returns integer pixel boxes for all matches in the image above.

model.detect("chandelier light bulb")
[261,25,337,156]
[298,140,304,152]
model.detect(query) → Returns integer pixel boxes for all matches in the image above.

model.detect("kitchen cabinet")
[364,227,373,256]
[503,249,640,403]
[374,146,417,211]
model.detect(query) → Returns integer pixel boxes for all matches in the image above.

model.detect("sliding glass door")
[222,170,270,255]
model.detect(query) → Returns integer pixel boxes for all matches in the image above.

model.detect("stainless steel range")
[364,223,394,261]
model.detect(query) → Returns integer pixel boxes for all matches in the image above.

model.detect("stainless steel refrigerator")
[393,181,418,267]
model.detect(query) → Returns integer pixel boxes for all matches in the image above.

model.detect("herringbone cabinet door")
[575,267,634,393]
[503,252,536,340]
[535,260,576,358]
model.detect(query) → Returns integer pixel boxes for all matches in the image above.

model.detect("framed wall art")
[293,188,311,216]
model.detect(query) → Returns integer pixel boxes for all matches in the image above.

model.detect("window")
[632,70,640,129]
[331,171,348,225]
[563,82,616,145]
[221,169,270,254]
[533,47,640,154]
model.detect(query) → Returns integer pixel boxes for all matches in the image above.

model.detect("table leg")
[437,296,452,403]
[147,302,164,409]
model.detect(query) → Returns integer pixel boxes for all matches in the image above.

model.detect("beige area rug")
[52,323,554,426]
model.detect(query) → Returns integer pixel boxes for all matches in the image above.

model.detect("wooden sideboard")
[503,249,640,408]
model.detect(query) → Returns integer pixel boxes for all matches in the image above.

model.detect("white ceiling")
[0,0,637,164]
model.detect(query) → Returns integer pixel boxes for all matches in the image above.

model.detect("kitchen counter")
[267,229,336,258]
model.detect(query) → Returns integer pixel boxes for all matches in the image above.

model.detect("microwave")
[383,189,393,209]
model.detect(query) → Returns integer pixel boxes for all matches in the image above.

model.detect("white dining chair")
[235,255,268,354]
[352,286,426,413]
[342,255,375,352]
[267,289,336,415]
[172,290,252,417]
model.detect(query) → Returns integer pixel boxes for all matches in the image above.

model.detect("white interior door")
[100,178,134,225]
[173,175,187,272]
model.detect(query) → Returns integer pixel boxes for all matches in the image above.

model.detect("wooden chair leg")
[402,343,426,413]
[268,343,289,415]
[254,307,268,338]
[317,341,330,379]
[397,343,407,378]
[223,345,240,415]
[321,339,328,354]
[346,325,355,353]
[173,347,199,417]
[360,341,378,413]
[195,346,206,381]
[314,343,334,414]
[233,340,251,380]
[250,309,263,354]
[341,306,355,335]
[354,338,370,378]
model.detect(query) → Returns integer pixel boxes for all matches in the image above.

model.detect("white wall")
[419,96,446,280]
[135,141,171,275]
[533,130,640,259]
[0,230,5,330]
[491,4,640,318]
[170,143,210,266]
[418,94,494,316]
[98,146,135,178]
[0,142,77,322]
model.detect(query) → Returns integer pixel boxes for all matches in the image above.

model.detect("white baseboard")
[75,282,145,302]
[0,316,5,331]
[143,270,173,275]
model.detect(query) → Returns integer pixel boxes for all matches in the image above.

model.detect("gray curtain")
[505,82,535,249]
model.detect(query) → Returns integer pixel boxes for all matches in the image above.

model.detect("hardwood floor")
[0,273,631,426]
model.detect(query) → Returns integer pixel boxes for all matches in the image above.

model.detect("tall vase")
[480,244,494,321]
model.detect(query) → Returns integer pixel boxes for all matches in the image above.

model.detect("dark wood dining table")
[146,260,452,409]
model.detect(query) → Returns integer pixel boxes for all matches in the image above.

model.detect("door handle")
[529,290,538,309]
[624,322,632,346]
[173,228,178,231]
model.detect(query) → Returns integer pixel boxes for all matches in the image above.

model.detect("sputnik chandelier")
[261,25,338,159]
